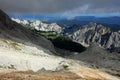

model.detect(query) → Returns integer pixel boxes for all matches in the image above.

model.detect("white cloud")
[62,4,120,17]
[64,4,90,15]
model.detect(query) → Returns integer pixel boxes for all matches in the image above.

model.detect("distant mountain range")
[12,18,62,33]
[12,18,120,53]
[11,15,120,31]
[51,16,120,31]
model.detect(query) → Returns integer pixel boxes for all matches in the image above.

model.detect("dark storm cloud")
[0,0,120,14]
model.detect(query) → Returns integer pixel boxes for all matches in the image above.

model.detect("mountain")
[12,18,62,33]
[64,22,120,53]
[11,17,120,53]
[0,11,56,54]
[12,18,87,54]
[47,16,120,31]
[0,9,82,71]
[69,43,120,78]
[0,9,120,80]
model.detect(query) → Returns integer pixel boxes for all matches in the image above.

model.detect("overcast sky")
[0,0,120,15]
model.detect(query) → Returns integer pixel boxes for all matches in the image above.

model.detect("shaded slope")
[0,9,55,54]
[69,43,120,78]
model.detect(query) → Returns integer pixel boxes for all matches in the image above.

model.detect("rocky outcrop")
[12,18,62,33]
[65,22,120,53]
[104,32,120,49]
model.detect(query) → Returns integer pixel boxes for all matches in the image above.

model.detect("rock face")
[0,10,13,29]
[65,22,120,53]
[12,18,62,33]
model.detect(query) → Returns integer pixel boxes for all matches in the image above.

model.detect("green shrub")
[63,65,69,70]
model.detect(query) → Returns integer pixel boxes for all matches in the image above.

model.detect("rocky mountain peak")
[65,22,120,53]
[12,18,62,33]
[81,22,110,35]
[64,22,110,35]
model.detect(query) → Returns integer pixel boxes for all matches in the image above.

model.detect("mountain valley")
[0,9,120,80]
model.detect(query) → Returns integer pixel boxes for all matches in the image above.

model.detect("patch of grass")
[37,31,86,53]
[2,39,8,43]
[10,42,21,50]
[2,40,21,50]
[26,28,86,53]
[63,65,69,70]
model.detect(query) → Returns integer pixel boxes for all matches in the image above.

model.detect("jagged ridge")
[65,22,120,53]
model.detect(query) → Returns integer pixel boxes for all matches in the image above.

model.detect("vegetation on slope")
[27,28,86,53]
